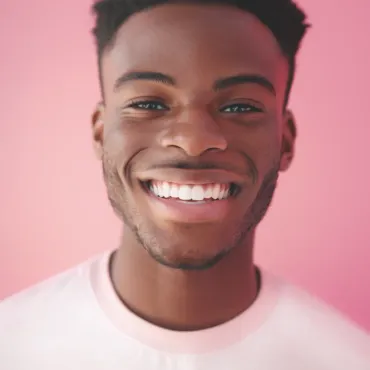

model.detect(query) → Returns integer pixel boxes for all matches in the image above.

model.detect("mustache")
[143,158,258,184]
[149,161,230,171]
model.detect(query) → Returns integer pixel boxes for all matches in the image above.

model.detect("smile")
[147,180,237,202]
[140,179,240,223]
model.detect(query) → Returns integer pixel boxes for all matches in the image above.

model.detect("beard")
[102,152,279,271]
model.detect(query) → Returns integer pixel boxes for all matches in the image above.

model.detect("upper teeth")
[150,181,230,201]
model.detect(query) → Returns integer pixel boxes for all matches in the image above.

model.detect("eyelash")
[221,103,263,114]
[127,100,169,111]
[126,100,263,114]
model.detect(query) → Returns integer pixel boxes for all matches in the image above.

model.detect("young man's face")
[92,4,295,270]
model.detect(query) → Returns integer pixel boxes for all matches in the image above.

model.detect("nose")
[158,108,228,156]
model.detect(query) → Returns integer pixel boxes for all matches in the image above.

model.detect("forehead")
[101,4,289,96]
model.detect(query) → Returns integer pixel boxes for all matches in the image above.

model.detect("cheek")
[102,116,135,161]
[103,118,152,189]
[102,125,128,188]
[104,108,154,153]
[257,136,282,176]
[232,117,282,175]
[103,119,127,157]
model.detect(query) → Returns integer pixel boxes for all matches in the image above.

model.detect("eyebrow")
[114,71,275,95]
[114,71,175,91]
[214,74,276,95]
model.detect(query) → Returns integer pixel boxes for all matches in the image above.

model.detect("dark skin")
[92,4,296,331]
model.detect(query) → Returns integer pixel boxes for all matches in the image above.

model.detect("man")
[1,0,369,369]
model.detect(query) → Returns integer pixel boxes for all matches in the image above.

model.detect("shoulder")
[0,252,107,331]
[1,258,89,310]
[0,252,112,367]
[271,276,370,366]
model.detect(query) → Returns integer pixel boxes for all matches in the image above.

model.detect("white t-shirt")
[1,251,369,370]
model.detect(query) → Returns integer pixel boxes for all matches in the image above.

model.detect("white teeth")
[178,185,192,200]
[192,186,204,201]
[150,182,231,201]
[170,185,179,198]
[154,183,161,197]
[162,182,170,198]
[212,184,221,200]
[204,186,213,199]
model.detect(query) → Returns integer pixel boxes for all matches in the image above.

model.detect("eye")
[221,103,263,114]
[127,100,168,111]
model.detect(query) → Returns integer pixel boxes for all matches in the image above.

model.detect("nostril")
[158,122,227,156]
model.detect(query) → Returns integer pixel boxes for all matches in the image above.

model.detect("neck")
[111,228,259,331]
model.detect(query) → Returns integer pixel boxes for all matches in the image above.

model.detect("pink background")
[1,0,369,331]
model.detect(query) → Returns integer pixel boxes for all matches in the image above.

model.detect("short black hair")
[91,0,310,107]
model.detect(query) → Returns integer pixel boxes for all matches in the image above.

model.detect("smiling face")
[92,3,296,270]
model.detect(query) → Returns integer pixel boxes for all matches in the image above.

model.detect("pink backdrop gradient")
[1,0,369,330]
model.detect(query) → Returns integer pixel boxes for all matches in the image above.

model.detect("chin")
[141,233,236,271]
[148,248,229,271]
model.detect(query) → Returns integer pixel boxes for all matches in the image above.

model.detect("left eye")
[221,104,262,113]
[128,101,168,111]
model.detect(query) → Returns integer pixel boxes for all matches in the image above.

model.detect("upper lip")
[136,169,247,187]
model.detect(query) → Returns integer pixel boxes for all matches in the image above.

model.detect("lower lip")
[143,187,233,223]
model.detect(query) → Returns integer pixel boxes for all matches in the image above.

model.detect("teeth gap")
[144,181,152,191]
[229,183,238,196]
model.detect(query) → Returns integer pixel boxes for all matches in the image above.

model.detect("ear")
[91,103,105,160]
[279,109,297,172]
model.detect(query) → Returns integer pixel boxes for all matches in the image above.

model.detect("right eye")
[127,100,169,111]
